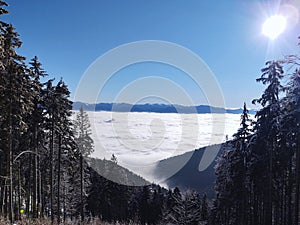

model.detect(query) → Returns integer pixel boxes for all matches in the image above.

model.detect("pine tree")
[200,193,209,221]
[0,0,9,218]
[168,190,201,225]
[53,79,74,224]
[232,103,253,224]
[73,106,94,221]
[280,64,300,224]
[42,79,78,223]
[0,2,97,223]
[73,106,94,157]
[212,45,300,225]
[253,61,284,107]
[0,19,34,222]
[233,102,252,143]
[28,56,47,219]
[111,153,117,164]
[253,60,284,225]
[139,185,151,225]
[0,0,8,67]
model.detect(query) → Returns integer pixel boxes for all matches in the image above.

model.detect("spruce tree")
[201,193,209,221]
[1,20,34,222]
[53,79,74,224]
[0,2,96,223]
[167,190,201,225]
[73,106,94,221]
[42,79,76,223]
[73,106,94,157]
[28,56,47,219]
[251,60,284,225]
[212,47,300,225]
[281,65,300,225]
[233,102,252,143]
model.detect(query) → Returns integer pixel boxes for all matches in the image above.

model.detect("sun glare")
[262,15,287,39]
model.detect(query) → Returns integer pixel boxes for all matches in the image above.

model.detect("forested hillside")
[0,2,209,224]
[154,145,221,198]
[1,1,300,225]
[211,57,300,224]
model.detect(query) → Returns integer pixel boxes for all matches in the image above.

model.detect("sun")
[262,15,287,39]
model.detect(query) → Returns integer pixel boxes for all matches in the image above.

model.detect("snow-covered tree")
[167,190,201,225]
[73,106,94,157]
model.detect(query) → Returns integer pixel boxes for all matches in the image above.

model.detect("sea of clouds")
[82,111,249,176]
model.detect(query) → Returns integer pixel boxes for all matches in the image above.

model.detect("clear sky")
[3,0,300,108]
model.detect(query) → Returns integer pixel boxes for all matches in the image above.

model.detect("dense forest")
[211,54,300,224]
[0,1,209,224]
[1,1,300,225]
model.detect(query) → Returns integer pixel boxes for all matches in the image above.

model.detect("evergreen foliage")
[212,41,300,225]
[1,1,300,224]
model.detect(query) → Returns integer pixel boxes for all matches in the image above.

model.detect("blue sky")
[4,0,300,108]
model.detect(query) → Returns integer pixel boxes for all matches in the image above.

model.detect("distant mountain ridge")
[73,102,256,114]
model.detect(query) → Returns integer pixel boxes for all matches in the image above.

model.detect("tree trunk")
[17,162,21,220]
[57,134,61,224]
[32,126,38,219]
[8,102,14,223]
[63,174,66,223]
[267,142,273,225]
[38,153,42,218]
[286,157,293,225]
[80,153,84,222]
[0,181,5,216]
[26,155,32,218]
[295,140,300,225]
[50,119,54,224]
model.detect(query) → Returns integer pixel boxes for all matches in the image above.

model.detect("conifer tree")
[54,79,74,224]
[281,62,300,225]
[139,185,151,225]
[0,2,94,223]
[200,193,209,221]
[212,41,300,225]
[253,60,284,224]
[42,79,76,223]
[111,153,117,164]
[28,56,47,219]
[0,0,8,218]
[1,19,34,222]
[233,102,252,143]
[73,106,94,221]
[167,190,201,225]
[73,106,94,157]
